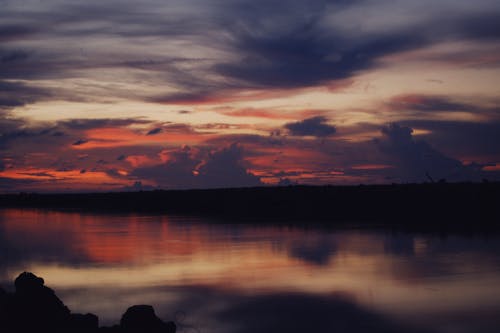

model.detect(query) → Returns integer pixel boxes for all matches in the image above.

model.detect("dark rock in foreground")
[121,305,176,333]
[0,272,176,333]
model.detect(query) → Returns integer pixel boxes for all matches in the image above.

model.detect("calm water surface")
[1,209,500,333]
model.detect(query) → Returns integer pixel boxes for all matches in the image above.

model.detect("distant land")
[1,183,499,229]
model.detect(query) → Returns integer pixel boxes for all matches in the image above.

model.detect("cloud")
[388,95,474,112]
[131,146,200,189]
[0,118,63,150]
[1,0,498,106]
[131,144,262,189]
[0,80,51,110]
[402,120,500,159]
[0,177,38,191]
[72,139,88,146]
[60,118,151,130]
[213,23,424,89]
[375,123,481,182]
[0,117,154,154]
[146,128,162,136]
[0,25,38,42]
[196,143,262,188]
[285,116,336,137]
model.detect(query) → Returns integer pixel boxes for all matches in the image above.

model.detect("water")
[1,209,500,333]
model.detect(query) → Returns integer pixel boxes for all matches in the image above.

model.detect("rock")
[120,305,176,333]
[0,287,8,326]
[164,321,177,333]
[0,287,7,308]
[70,313,99,330]
[14,272,45,293]
[11,272,71,331]
[2,273,176,333]
[98,324,122,333]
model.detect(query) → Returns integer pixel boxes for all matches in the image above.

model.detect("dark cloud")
[60,118,150,130]
[150,91,216,105]
[212,3,500,91]
[0,117,152,153]
[0,49,30,63]
[72,139,88,146]
[447,12,500,41]
[0,0,499,190]
[375,123,482,182]
[0,118,60,150]
[206,133,285,148]
[0,80,51,110]
[131,144,262,189]
[402,120,500,159]
[0,25,38,42]
[285,116,336,137]
[146,128,162,135]
[196,143,262,188]
[1,0,498,104]
[215,26,425,89]
[131,146,200,189]
[0,177,37,192]
[388,95,474,112]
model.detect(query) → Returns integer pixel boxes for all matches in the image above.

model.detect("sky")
[1,0,500,192]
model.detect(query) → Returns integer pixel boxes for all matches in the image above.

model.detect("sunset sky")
[1,0,500,192]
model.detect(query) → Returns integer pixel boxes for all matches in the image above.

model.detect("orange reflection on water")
[2,208,500,330]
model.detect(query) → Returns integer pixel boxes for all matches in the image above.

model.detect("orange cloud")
[0,167,131,191]
[216,107,318,120]
[483,164,500,171]
[71,127,210,149]
[125,155,157,168]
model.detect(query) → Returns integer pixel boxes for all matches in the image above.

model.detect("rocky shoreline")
[0,272,176,333]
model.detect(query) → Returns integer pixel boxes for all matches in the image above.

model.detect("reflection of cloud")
[0,213,87,276]
[213,292,433,333]
[2,209,500,333]
[289,238,336,265]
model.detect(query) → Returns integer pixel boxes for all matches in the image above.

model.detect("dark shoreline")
[0,272,176,333]
[1,183,499,229]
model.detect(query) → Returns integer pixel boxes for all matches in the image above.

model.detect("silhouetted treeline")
[0,272,176,333]
[1,183,499,228]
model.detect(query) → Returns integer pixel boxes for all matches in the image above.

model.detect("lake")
[1,209,500,333]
